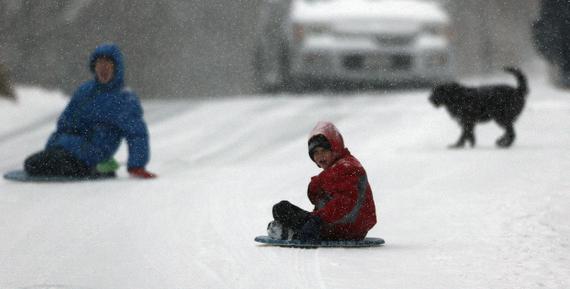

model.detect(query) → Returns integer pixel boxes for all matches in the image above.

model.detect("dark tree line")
[0,0,540,98]
[446,0,539,74]
[0,0,260,98]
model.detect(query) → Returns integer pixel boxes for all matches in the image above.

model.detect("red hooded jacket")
[307,122,377,240]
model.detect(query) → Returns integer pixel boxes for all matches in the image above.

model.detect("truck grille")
[375,35,414,46]
[343,54,412,71]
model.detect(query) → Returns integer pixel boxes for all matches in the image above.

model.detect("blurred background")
[0,0,542,98]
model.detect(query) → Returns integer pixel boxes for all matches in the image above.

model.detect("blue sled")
[254,235,385,248]
[3,170,115,183]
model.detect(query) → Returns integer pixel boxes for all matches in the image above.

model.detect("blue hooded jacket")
[46,44,150,169]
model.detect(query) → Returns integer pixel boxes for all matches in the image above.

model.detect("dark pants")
[273,201,311,229]
[273,201,322,241]
[24,148,91,177]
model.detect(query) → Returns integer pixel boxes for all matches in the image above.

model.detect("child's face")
[313,147,334,169]
[95,58,115,84]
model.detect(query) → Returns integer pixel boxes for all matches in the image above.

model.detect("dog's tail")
[504,66,528,96]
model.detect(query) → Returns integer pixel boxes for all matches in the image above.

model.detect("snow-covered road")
[0,68,569,289]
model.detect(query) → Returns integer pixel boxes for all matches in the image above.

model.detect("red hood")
[309,121,346,162]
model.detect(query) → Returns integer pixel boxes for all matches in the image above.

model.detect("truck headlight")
[423,24,451,39]
[294,23,332,42]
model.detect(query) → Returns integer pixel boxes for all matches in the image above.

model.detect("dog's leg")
[450,122,475,148]
[497,124,516,147]
[466,123,476,147]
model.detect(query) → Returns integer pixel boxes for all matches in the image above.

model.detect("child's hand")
[128,167,157,179]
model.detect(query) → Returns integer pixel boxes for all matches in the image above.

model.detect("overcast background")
[0,0,540,98]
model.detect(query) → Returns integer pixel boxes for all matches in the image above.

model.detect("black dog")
[429,67,528,148]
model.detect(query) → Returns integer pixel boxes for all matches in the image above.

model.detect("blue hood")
[89,43,125,90]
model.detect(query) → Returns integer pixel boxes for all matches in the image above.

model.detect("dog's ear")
[432,82,459,91]
[430,82,461,107]
[430,83,450,97]
[442,82,461,92]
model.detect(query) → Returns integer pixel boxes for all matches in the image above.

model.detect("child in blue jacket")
[24,43,156,179]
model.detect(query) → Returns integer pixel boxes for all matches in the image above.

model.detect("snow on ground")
[0,65,569,289]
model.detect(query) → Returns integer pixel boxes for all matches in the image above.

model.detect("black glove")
[297,216,323,242]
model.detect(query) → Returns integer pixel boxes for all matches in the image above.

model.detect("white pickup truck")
[253,0,455,92]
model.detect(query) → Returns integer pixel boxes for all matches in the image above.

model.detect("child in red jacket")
[268,121,377,241]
